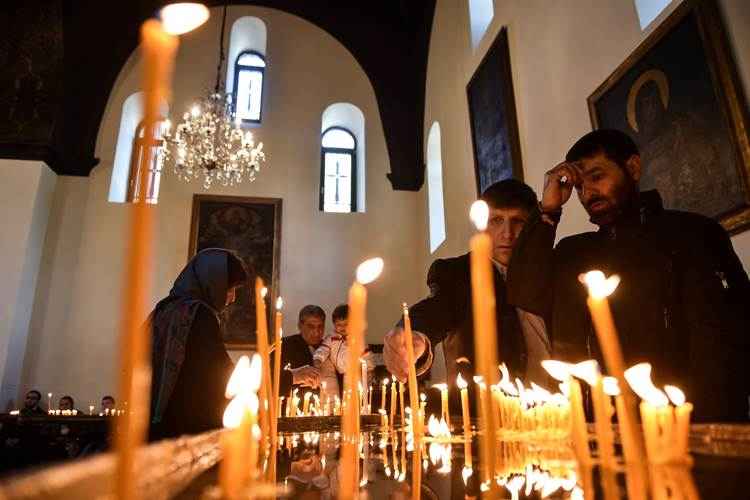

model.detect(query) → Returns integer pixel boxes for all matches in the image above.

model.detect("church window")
[634,0,673,30]
[127,120,166,204]
[427,122,446,252]
[232,51,265,123]
[320,127,356,213]
[468,0,494,49]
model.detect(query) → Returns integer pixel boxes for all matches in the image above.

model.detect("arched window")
[320,103,365,212]
[427,122,446,252]
[320,127,356,213]
[468,0,494,49]
[232,51,266,123]
[127,120,166,204]
[109,92,168,203]
[226,16,267,124]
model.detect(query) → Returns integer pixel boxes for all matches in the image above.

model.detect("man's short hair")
[102,395,115,403]
[565,129,640,168]
[298,305,325,323]
[332,304,349,322]
[60,395,74,406]
[480,179,538,212]
[27,390,41,400]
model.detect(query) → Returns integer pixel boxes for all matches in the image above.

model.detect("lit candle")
[220,354,261,499]
[254,279,272,440]
[542,360,590,465]
[272,297,283,439]
[420,393,427,431]
[581,271,646,464]
[457,374,471,435]
[89,405,95,416]
[432,383,450,430]
[398,381,405,425]
[47,393,52,412]
[379,408,389,430]
[380,378,388,412]
[114,17,181,500]
[572,360,614,469]
[401,304,422,435]
[302,391,312,416]
[625,363,669,464]
[340,257,383,499]
[468,200,500,488]
[390,376,397,428]
[665,385,692,462]
[368,384,373,414]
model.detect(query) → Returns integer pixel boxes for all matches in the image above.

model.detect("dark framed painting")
[588,0,750,234]
[467,27,524,195]
[188,195,282,346]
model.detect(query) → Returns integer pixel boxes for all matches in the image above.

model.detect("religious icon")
[588,0,750,234]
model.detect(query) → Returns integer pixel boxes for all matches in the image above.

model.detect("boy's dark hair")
[60,395,74,406]
[480,179,538,212]
[102,395,115,403]
[27,390,41,400]
[298,305,326,323]
[565,129,640,168]
[332,304,349,322]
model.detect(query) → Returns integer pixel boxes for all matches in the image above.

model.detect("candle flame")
[356,257,384,284]
[469,200,489,231]
[498,363,518,395]
[624,363,668,406]
[432,383,448,391]
[472,375,484,384]
[427,415,452,438]
[664,385,686,406]
[222,395,245,428]
[276,296,283,310]
[462,466,473,485]
[570,360,600,387]
[456,373,468,389]
[261,286,268,298]
[190,104,201,117]
[541,360,572,382]
[159,3,210,35]
[580,270,620,299]
[225,355,250,398]
[602,376,620,396]
[420,392,427,402]
[382,378,389,385]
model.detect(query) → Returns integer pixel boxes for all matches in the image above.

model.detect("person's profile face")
[299,315,325,347]
[485,206,529,266]
[574,152,637,226]
[25,392,40,409]
[333,319,348,337]
[59,398,73,410]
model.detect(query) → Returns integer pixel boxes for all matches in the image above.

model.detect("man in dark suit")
[383,179,551,394]
[278,305,325,397]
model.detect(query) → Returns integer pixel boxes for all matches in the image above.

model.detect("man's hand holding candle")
[383,327,430,382]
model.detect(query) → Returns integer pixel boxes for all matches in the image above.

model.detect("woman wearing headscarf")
[149,248,249,439]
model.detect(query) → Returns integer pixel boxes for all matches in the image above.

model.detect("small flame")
[159,3,210,35]
[190,105,201,117]
[382,378,389,386]
[602,376,620,396]
[570,360,600,387]
[473,375,484,384]
[276,297,283,310]
[427,415,452,438]
[664,385,686,406]
[499,363,518,395]
[462,466,473,485]
[222,395,251,429]
[624,363,668,406]
[470,200,490,231]
[541,360,572,382]
[261,286,268,298]
[456,373,468,389]
[580,270,620,299]
[432,383,448,391]
[356,258,384,285]
[225,355,250,398]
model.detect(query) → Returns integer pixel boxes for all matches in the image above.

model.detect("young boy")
[313,304,375,399]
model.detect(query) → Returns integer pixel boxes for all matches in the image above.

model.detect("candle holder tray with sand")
[276,413,381,433]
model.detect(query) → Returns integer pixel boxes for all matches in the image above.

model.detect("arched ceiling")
[0,0,436,191]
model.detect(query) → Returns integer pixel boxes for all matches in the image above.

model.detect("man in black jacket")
[383,180,551,393]
[507,129,749,421]
[277,305,325,398]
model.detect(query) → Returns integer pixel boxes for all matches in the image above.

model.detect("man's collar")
[491,259,507,278]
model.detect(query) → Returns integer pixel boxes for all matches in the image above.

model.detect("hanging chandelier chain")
[214,4,228,93]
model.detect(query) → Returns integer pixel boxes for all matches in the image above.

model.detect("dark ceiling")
[0,0,436,191]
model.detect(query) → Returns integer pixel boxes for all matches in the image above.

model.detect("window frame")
[231,50,266,124]
[319,126,358,213]
[127,119,164,204]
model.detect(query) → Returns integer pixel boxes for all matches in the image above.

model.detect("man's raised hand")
[383,327,426,382]
[541,161,582,212]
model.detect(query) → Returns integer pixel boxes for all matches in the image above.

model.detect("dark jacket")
[407,253,528,389]
[277,334,316,398]
[507,190,749,421]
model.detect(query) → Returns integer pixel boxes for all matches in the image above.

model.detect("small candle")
[542,360,590,464]
[302,391,312,416]
[432,383,450,430]
[379,408,389,430]
[572,361,614,469]
[457,374,471,434]
[89,405,95,416]
[665,385,692,461]
[254,280,272,439]
[398,381,405,425]
[402,304,422,435]
[47,393,52,412]
[380,378,388,412]
[390,376,397,428]
[272,297,283,441]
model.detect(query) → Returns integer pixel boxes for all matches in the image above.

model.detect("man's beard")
[586,178,638,227]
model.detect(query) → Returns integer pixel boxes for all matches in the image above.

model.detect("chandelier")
[161,5,266,189]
